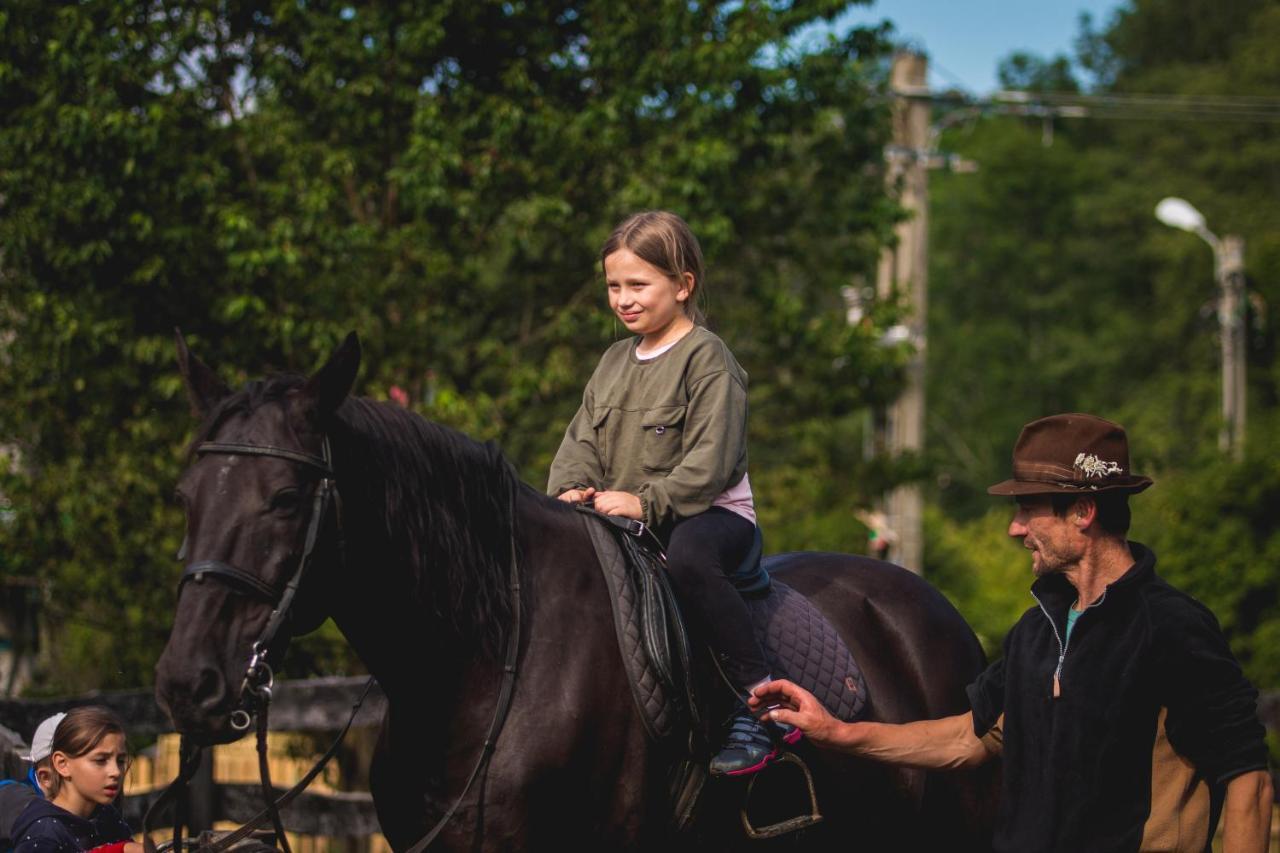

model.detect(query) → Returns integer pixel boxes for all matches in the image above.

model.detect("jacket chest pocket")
[591,407,612,475]
[641,405,686,472]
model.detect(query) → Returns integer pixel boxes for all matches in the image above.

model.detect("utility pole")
[1218,235,1247,459]
[875,51,929,575]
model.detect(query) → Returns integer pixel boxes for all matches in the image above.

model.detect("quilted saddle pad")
[745,580,868,722]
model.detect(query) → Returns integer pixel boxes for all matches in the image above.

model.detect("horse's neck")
[323,432,524,702]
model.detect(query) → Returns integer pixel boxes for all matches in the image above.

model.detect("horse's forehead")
[216,403,294,444]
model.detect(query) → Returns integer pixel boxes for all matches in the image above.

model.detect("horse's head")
[155,331,360,743]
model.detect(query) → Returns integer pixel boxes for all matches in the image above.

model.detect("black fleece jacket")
[966,542,1268,853]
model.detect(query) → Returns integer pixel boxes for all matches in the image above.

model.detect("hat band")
[1012,459,1130,488]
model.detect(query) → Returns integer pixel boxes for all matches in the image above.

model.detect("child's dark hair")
[601,210,707,323]
[46,706,128,798]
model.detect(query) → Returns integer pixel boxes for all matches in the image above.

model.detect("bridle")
[149,435,523,852]
[146,438,343,853]
[180,439,340,732]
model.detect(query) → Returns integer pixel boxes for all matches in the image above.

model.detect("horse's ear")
[301,332,361,419]
[175,328,230,418]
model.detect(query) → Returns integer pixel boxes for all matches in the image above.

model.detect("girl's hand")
[593,490,642,519]
[557,487,597,504]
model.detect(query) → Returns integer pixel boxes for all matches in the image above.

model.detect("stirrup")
[740,752,824,839]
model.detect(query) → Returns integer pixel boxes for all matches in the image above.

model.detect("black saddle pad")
[746,580,867,721]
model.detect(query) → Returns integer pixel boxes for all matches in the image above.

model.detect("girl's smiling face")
[50,732,129,817]
[604,248,694,347]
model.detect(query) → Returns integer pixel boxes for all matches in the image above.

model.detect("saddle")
[575,507,869,742]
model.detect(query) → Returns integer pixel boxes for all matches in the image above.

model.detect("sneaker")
[709,709,781,777]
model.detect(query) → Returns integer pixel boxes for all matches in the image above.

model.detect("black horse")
[155,332,998,851]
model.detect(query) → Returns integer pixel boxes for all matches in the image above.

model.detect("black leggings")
[664,508,770,690]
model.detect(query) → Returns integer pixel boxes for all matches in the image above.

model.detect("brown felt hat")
[987,413,1153,497]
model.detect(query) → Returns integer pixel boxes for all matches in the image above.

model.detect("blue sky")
[821,0,1128,94]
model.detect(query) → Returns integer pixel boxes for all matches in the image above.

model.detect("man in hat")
[0,712,62,848]
[750,414,1273,852]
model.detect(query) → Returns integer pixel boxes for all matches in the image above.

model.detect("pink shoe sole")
[722,746,780,777]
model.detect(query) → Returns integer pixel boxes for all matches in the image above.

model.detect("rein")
[143,681,377,853]
[141,737,203,853]
[154,436,524,851]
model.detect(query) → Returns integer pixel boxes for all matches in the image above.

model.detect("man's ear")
[175,329,230,418]
[1074,497,1098,528]
[297,332,361,422]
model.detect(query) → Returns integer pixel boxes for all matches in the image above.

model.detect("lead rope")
[403,477,522,853]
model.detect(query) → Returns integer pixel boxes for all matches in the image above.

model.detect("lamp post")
[1154,197,1246,459]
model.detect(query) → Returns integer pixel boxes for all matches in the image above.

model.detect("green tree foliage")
[924,504,1031,654]
[0,1,902,691]
[1138,412,1280,683]
[924,0,1280,690]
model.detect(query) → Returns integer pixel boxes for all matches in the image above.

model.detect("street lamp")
[1155,197,1246,459]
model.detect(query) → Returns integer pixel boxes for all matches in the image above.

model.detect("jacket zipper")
[1033,590,1108,698]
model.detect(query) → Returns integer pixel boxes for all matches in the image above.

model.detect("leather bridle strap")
[141,736,203,853]
[257,704,291,853]
[191,677,376,853]
[182,560,279,602]
[196,442,332,473]
[254,472,335,657]
[403,479,523,853]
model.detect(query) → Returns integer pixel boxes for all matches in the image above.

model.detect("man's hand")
[749,679,843,749]
[751,679,994,770]
[592,490,642,519]
[557,487,597,504]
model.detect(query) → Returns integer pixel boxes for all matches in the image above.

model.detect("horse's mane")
[193,376,518,657]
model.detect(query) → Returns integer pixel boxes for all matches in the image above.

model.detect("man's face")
[1008,495,1084,577]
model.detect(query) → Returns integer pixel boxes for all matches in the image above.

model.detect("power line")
[911,88,1280,123]
[925,59,974,94]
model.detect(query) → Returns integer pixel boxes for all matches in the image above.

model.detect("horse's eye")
[270,488,302,515]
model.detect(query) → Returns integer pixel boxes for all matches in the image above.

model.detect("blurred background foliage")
[1,0,1278,700]
[0,0,903,691]
[926,0,1280,689]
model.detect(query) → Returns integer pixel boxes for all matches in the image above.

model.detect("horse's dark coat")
[156,334,998,851]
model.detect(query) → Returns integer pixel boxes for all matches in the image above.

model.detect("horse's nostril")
[193,667,227,712]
